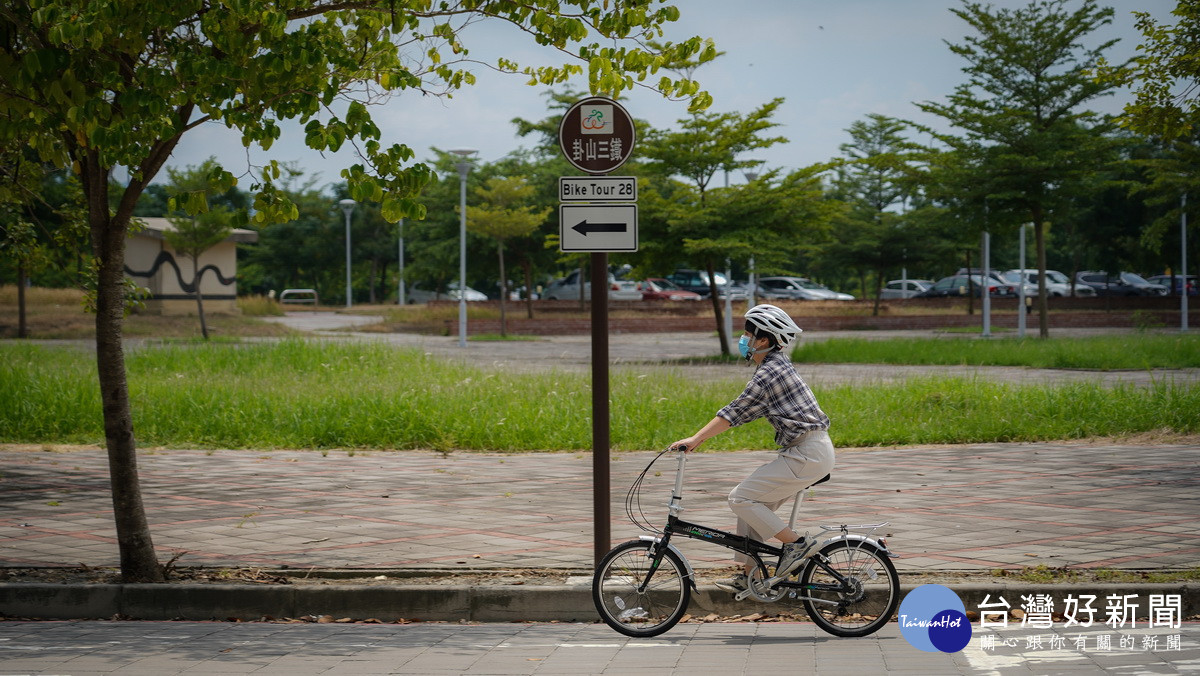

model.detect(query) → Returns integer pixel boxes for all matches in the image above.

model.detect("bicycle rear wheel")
[799,540,900,637]
[593,539,691,637]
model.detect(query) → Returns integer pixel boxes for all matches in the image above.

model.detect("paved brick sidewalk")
[2,443,1197,572]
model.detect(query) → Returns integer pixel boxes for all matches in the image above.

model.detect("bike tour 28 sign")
[558,97,638,252]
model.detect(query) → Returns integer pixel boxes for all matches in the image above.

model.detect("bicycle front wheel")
[593,539,691,637]
[800,540,900,637]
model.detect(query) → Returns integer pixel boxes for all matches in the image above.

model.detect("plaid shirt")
[716,350,830,448]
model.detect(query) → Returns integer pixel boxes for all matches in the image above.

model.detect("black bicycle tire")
[799,540,900,638]
[592,539,691,637]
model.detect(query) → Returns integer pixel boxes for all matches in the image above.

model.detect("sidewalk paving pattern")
[3,443,1198,572]
[1,619,1198,675]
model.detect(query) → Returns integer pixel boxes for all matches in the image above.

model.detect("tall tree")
[916,0,1126,338]
[1104,0,1200,142]
[466,176,551,335]
[834,114,919,314]
[0,0,712,582]
[1101,1,1200,284]
[640,98,787,354]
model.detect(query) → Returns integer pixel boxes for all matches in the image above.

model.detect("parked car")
[641,277,702,301]
[1145,274,1198,296]
[665,269,732,299]
[956,268,1032,298]
[718,283,750,302]
[1002,269,1095,297]
[880,279,933,299]
[917,274,1014,298]
[543,270,642,301]
[407,281,487,304]
[739,282,794,301]
[758,276,855,301]
[1075,271,1169,297]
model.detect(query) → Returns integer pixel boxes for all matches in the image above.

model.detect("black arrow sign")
[572,220,627,236]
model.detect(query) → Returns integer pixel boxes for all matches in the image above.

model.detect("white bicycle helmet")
[744,304,803,351]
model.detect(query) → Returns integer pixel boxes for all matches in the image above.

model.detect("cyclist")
[670,303,834,594]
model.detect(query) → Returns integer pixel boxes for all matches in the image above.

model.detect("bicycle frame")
[635,450,894,605]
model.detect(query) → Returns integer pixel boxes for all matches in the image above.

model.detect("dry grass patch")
[0,285,295,339]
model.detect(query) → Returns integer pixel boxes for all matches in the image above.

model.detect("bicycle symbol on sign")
[583,108,606,130]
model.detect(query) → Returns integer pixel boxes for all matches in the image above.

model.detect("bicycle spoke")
[594,541,690,636]
[800,542,899,637]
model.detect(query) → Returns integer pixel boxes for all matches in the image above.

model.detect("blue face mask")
[738,334,753,359]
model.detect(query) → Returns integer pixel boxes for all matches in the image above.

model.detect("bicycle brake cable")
[626,447,672,533]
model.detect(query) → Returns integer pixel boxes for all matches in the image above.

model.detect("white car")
[1003,269,1096,297]
[880,279,933,299]
[544,270,642,301]
[407,282,488,303]
[758,276,855,301]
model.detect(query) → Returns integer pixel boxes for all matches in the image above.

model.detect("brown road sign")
[558,97,636,174]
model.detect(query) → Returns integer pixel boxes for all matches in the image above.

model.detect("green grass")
[2,340,1199,451]
[993,565,1200,584]
[793,334,1200,370]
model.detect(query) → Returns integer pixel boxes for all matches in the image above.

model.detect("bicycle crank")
[733,563,787,603]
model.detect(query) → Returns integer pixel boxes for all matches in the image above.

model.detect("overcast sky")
[163,0,1178,191]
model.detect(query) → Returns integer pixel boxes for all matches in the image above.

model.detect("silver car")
[758,276,855,301]
[544,270,642,301]
[880,279,933,299]
[1003,269,1095,297]
[407,281,488,303]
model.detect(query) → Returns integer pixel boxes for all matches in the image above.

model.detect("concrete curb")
[2,583,1195,623]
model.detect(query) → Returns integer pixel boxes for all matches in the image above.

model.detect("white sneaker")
[776,536,819,578]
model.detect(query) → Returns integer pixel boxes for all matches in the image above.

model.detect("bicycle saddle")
[810,473,831,487]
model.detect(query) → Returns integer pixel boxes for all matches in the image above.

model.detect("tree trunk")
[17,262,27,338]
[706,260,730,356]
[379,260,390,303]
[497,241,507,337]
[185,250,210,340]
[84,157,164,583]
[1032,208,1049,338]
[521,259,534,320]
[872,267,884,317]
[368,257,377,304]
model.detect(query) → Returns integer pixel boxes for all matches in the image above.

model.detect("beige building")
[124,217,258,315]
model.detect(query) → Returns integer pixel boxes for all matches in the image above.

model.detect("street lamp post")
[981,230,991,338]
[338,199,356,308]
[397,218,406,306]
[1183,193,1189,333]
[450,149,477,348]
[743,171,760,309]
[724,258,733,351]
[1018,223,1029,339]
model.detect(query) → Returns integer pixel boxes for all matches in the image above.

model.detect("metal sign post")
[558,97,636,567]
[589,251,609,567]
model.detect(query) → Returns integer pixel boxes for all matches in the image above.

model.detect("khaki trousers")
[728,430,835,564]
